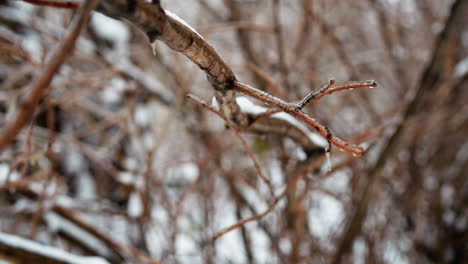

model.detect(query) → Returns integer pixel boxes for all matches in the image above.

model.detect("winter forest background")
[0,0,467,263]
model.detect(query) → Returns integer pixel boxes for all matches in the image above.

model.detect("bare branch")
[0,0,100,152]
[234,81,367,154]
[187,94,275,197]
[21,0,79,9]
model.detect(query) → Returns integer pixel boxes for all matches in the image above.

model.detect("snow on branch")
[0,231,110,264]
[16,0,377,156]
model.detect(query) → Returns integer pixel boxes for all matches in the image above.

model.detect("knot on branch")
[208,75,236,92]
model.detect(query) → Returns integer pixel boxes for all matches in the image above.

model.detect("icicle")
[151,42,157,56]
[365,80,377,89]
[325,145,332,172]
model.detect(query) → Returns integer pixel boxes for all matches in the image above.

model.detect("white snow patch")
[279,238,292,254]
[76,173,96,200]
[168,163,199,182]
[117,171,134,185]
[127,191,143,218]
[144,225,165,258]
[250,227,271,263]
[134,104,151,127]
[321,170,350,194]
[211,96,220,111]
[165,10,204,39]
[455,57,468,78]
[216,227,246,263]
[308,192,344,238]
[236,96,268,115]
[268,159,284,187]
[44,213,112,258]
[22,34,42,63]
[0,163,19,185]
[353,238,367,264]
[236,96,328,148]
[383,240,410,264]
[100,78,126,105]
[142,131,156,150]
[0,231,110,264]
[65,149,86,173]
[90,13,129,45]
[176,234,197,258]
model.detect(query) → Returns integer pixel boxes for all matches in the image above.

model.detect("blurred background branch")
[0,0,467,263]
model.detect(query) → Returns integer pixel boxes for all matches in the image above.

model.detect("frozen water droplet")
[365,80,377,89]
[326,151,332,172]
[151,42,157,56]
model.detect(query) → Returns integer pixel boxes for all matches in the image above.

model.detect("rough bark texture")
[99,0,248,125]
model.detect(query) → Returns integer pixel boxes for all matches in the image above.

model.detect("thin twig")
[253,79,376,122]
[213,154,326,240]
[21,0,79,9]
[0,0,100,152]
[295,78,336,109]
[299,80,377,108]
[332,0,467,262]
[234,81,375,154]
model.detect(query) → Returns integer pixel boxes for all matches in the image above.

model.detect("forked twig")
[186,94,275,197]
[254,79,376,122]
[298,79,377,108]
[234,80,376,154]
[20,0,375,156]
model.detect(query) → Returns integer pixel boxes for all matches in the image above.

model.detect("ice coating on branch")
[325,150,332,172]
[165,10,204,39]
[236,97,328,148]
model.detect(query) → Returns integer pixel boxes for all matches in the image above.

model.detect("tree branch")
[18,0,373,155]
[332,0,468,262]
[0,0,100,153]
